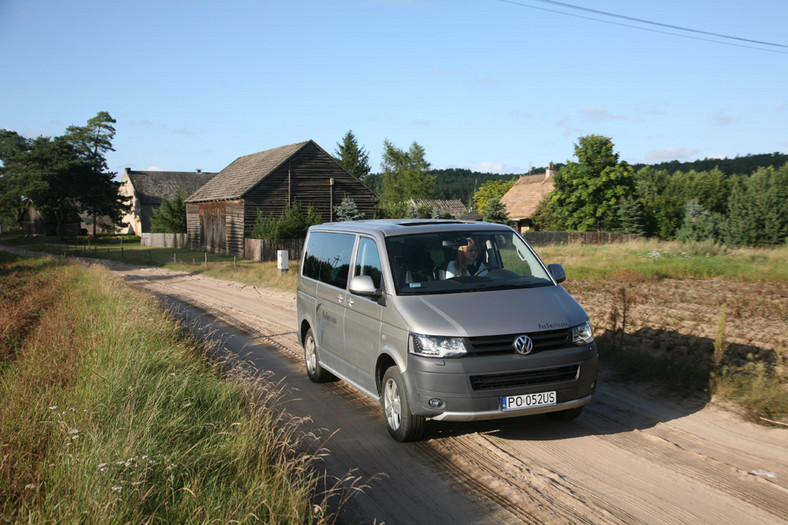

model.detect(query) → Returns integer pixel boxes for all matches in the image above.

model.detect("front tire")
[382,367,425,442]
[303,328,332,383]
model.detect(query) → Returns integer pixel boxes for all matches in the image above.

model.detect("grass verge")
[537,239,788,283]
[0,252,344,523]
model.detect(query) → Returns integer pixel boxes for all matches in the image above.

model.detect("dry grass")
[0,252,356,523]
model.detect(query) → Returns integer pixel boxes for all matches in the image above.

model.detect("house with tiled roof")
[118,168,217,234]
[185,140,376,256]
[500,163,557,233]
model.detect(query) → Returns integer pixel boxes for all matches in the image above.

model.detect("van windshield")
[385,230,554,295]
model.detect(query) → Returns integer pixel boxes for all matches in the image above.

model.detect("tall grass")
[0,252,345,523]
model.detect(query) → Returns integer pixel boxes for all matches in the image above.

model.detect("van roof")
[309,219,513,237]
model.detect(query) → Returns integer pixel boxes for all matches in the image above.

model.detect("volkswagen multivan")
[297,219,598,441]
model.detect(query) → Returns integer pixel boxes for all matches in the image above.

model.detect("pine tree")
[617,195,646,235]
[150,190,187,233]
[334,131,371,181]
[334,198,365,221]
[483,198,509,224]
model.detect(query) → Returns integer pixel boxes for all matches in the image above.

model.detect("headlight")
[572,321,594,346]
[409,333,467,358]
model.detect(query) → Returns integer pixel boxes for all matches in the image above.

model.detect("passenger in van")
[446,238,488,277]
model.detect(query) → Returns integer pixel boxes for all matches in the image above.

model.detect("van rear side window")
[302,232,355,289]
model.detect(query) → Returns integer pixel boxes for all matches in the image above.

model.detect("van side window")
[302,232,355,289]
[354,237,383,290]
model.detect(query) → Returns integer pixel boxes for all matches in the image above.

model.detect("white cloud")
[146,166,164,171]
[644,146,701,162]
[473,161,504,173]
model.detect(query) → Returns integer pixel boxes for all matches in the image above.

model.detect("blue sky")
[2,0,786,176]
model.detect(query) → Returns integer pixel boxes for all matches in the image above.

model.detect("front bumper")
[403,343,598,421]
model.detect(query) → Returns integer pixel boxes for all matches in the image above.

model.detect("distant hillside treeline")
[631,152,788,178]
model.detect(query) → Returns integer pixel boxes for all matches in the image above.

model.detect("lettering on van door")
[321,310,338,325]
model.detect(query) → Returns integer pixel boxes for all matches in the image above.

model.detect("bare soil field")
[103,261,787,525]
[565,278,787,368]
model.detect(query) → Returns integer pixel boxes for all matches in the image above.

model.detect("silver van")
[297,219,598,441]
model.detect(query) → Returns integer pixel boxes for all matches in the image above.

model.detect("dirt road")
[93,261,788,524]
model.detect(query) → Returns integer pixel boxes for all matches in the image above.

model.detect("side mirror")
[349,275,384,301]
[547,263,566,284]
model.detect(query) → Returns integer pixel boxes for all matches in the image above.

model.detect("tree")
[533,194,566,231]
[334,131,371,181]
[15,136,91,239]
[473,178,515,216]
[334,197,365,221]
[0,130,33,227]
[675,200,722,242]
[64,111,130,235]
[633,166,683,238]
[252,201,322,241]
[724,163,788,246]
[547,135,634,231]
[483,197,509,224]
[616,195,646,236]
[150,190,187,233]
[380,140,434,206]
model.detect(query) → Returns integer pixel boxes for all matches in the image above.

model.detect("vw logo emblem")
[513,335,533,355]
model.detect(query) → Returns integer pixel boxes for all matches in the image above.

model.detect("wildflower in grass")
[112,486,122,492]
[49,405,58,410]
[98,463,108,472]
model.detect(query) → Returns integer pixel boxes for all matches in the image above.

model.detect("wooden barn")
[185,140,377,256]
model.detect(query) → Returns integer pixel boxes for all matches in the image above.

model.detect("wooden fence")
[141,233,189,248]
[523,231,643,246]
[244,238,305,262]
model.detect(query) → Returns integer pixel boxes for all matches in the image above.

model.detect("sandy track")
[5,244,782,525]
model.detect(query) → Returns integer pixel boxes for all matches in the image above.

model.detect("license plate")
[501,391,557,411]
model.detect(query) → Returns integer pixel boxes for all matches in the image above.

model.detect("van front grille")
[467,328,571,356]
[469,365,579,391]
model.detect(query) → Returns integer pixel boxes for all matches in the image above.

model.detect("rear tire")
[303,328,332,383]
[382,367,425,442]
[549,406,584,421]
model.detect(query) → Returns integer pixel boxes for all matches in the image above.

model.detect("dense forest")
[631,152,788,178]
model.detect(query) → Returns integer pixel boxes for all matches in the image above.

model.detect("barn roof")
[126,170,218,205]
[499,172,555,220]
[185,141,313,203]
[409,199,467,219]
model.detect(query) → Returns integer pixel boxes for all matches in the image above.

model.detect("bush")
[251,202,321,241]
